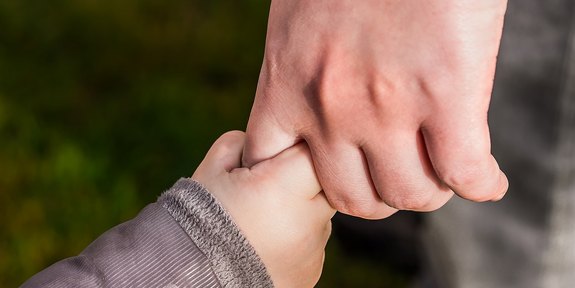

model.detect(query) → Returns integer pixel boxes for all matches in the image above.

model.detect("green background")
[0,1,409,286]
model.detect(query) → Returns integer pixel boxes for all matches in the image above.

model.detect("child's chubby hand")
[192,131,336,288]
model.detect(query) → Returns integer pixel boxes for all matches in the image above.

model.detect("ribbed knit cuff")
[158,178,273,288]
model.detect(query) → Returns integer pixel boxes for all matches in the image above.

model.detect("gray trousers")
[425,1,575,287]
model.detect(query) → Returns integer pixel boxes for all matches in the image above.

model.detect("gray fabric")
[22,203,220,288]
[425,1,575,287]
[22,179,273,288]
[158,179,273,288]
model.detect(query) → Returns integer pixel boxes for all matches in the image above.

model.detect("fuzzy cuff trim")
[158,178,273,288]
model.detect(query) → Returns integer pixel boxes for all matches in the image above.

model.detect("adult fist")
[244,0,509,219]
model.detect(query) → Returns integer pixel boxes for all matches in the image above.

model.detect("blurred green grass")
[0,1,408,286]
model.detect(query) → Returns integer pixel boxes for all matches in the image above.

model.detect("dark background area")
[0,1,418,286]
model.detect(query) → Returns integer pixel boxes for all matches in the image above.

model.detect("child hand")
[192,131,335,288]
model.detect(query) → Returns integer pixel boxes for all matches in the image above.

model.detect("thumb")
[243,93,297,168]
[194,131,246,179]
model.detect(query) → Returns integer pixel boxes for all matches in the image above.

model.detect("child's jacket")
[22,178,274,288]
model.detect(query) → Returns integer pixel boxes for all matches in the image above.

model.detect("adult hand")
[244,0,509,219]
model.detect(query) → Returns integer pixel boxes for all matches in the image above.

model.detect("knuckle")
[221,130,246,142]
[213,131,244,152]
[330,197,382,219]
[437,156,484,187]
[439,165,494,202]
[381,189,434,211]
[443,168,482,189]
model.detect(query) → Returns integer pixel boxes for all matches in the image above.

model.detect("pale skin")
[192,131,335,288]
[244,0,510,219]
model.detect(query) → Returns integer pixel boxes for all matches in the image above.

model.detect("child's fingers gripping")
[250,142,322,200]
[194,131,246,179]
[312,192,337,221]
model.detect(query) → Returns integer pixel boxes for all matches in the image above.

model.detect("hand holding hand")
[193,131,335,288]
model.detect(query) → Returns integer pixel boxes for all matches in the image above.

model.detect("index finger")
[250,142,323,201]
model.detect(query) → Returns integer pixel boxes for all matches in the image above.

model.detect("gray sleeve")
[22,178,273,288]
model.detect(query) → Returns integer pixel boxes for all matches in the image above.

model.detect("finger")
[422,113,508,202]
[312,192,337,222]
[307,137,397,219]
[195,131,246,177]
[363,129,454,212]
[243,94,298,168]
[250,142,323,201]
